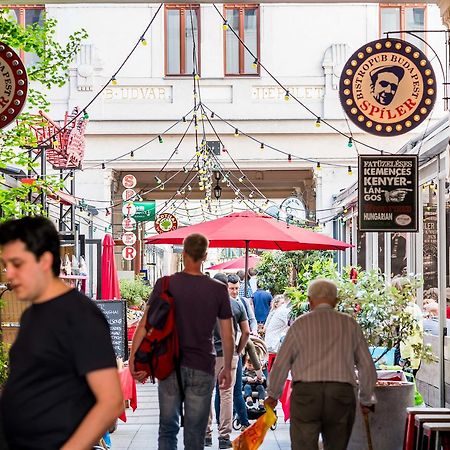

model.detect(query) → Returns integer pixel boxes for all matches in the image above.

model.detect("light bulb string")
[211,4,391,156]
[200,103,355,169]
[29,4,163,150]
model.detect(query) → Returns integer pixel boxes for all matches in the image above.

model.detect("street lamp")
[213,183,222,200]
[213,170,221,181]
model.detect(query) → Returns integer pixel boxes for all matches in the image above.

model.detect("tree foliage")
[0,9,87,221]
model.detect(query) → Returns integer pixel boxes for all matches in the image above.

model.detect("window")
[8,5,44,67]
[165,5,200,76]
[380,4,426,51]
[224,4,259,76]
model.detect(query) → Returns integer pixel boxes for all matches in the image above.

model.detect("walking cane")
[363,413,374,450]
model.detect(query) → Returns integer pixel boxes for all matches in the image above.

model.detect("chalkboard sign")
[94,300,128,360]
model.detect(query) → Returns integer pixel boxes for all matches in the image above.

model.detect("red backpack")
[134,276,180,382]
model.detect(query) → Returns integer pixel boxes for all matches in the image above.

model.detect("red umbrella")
[101,234,121,300]
[208,255,261,271]
[145,210,351,292]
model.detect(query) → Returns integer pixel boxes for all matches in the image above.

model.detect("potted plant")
[119,276,152,309]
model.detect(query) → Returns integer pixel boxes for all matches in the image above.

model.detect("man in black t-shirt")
[0,217,123,450]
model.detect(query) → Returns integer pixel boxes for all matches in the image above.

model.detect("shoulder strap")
[161,275,170,293]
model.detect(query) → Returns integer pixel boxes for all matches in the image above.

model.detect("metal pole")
[88,216,94,298]
[244,240,249,297]
[437,157,447,407]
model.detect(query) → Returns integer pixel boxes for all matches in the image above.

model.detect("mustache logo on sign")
[339,38,436,137]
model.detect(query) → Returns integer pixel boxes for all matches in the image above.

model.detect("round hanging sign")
[339,38,436,136]
[122,216,136,231]
[155,213,178,234]
[122,246,137,261]
[0,42,28,130]
[121,231,137,246]
[122,188,136,202]
[122,174,137,189]
[122,202,136,217]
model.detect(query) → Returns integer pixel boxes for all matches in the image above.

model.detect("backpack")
[134,276,180,382]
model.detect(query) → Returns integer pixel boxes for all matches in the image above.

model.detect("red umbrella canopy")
[145,210,351,251]
[101,234,121,300]
[208,255,261,271]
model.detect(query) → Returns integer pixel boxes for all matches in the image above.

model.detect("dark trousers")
[290,381,356,450]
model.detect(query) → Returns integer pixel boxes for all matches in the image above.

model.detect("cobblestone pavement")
[111,382,291,450]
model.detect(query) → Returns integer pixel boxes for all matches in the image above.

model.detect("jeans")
[158,367,215,450]
[244,383,266,400]
[233,356,250,426]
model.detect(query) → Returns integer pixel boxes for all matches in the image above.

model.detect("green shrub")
[119,277,152,308]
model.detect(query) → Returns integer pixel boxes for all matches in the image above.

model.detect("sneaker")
[246,396,253,406]
[204,436,212,447]
[218,438,233,449]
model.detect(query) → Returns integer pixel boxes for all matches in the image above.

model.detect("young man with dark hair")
[0,216,123,450]
[130,233,234,450]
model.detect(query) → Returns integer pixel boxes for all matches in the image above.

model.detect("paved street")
[111,382,291,449]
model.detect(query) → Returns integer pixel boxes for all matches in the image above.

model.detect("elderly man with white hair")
[265,278,377,450]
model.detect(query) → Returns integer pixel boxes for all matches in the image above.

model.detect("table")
[118,367,137,422]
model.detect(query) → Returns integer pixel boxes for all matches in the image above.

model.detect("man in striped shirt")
[266,279,376,450]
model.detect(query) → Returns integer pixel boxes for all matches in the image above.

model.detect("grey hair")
[307,279,337,301]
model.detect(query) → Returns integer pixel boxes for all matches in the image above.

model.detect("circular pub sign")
[340,38,436,136]
[0,43,28,129]
[155,213,178,234]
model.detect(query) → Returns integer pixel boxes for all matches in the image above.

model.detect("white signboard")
[121,232,137,246]
[122,189,136,202]
[122,202,136,217]
[122,174,137,189]
[122,246,137,261]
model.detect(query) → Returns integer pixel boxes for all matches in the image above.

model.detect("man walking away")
[205,273,250,448]
[130,234,234,450]
[252,281,273,324]
[266,279,377,450]
[0,217,123,450]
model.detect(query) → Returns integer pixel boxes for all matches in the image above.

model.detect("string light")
[158,135,163,144]
[347,137,353,148]
[130,150,134,158]
[223,21,229,30]
[234,128,239,137]
[315,117,321,128]
[155,176,162,184]
[252,58,258,69]
[316,162,321,171]
[238,175,246,182]
[222,147,227,153]
[347,166,353,176]
[194,73,200,81]
[101,163,105,169]
[160,183,165,190]
[260,143,264,150]
[182,116,186,122]
[111,76,117,86]
[140,37,148,46]
[288,154,292,163]
[284,90,290,101]
[83,110,89,120]
[211,111,215,119]
[249,191,254,198]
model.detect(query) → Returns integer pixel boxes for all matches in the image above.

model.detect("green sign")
[131,201,156,222]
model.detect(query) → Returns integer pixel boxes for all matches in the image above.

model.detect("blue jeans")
[233,356,250,426]
[158,367,215,450]
[244,383,266,400]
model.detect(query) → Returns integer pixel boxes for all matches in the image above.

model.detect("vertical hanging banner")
[358,155,418,232]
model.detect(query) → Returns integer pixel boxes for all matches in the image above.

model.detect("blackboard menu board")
[94,300,128,360]
[358,155,418,232]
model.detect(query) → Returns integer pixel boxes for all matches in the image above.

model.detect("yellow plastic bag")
[232,407,277,450]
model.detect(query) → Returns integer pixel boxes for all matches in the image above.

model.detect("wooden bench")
[421,422,450,450]
[403,407,450,450]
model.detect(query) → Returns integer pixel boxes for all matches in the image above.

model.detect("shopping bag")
[232,406,277,450]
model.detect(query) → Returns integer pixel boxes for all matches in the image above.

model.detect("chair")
[403,407,450,450]
[414,414,450,450]
[421,422,450,450]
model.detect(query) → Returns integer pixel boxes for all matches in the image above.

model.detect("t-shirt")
[253,289,273,323]
[213,297,248,357]
[148,272,232,376]
[1,289,117,450]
